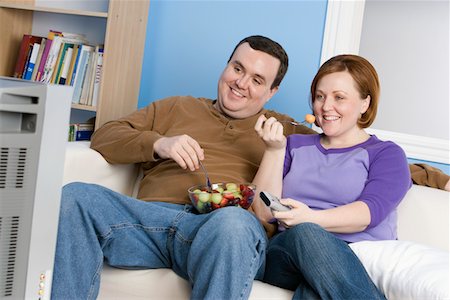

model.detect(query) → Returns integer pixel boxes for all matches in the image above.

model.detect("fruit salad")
[188,182,256,213]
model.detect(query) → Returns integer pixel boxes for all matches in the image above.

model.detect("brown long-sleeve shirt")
[91,96,316,204]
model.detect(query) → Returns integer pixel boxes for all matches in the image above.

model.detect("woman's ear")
[361,95,371,114]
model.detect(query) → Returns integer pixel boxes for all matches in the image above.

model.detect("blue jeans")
[51,182,268,300]
[263,223,386,300]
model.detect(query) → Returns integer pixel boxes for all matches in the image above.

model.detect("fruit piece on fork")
[280,114,315,126]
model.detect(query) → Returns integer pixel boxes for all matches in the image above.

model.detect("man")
[52,35,449,299]
[51,35,314,300]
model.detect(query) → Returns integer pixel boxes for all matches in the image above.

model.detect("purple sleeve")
[283,138,293,177]
[360,142,412,228]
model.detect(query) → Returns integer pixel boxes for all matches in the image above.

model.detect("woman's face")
[313,71,370,140]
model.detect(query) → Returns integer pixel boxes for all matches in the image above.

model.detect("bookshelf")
[0,0,150,129]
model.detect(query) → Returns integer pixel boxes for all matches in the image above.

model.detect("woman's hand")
[272,198,313,228]
[254,115,286,150]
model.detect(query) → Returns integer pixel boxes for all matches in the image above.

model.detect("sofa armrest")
[397,184,449,251]
[63,141,139,196]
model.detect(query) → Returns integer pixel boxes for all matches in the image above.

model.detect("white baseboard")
[366,128,449,165]
[311,125,449,165]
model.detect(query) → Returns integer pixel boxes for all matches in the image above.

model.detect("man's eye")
[336,95,344,100]
[234,66,242,73]
[253,78,262,85]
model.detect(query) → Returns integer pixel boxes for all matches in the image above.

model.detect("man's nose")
[236,75,250,89]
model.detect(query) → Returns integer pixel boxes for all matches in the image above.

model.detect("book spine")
[72,47,93,104]
[41,37,63,83]
[31,38,46,81]
[79,51,95,105]
[91,47,104,107]
[51,44,66,84]
[13,35,32,78]
[21,44,34,79]
[59,47,74,85]
[23,43,41,80]
[69,45,83,86]
[36,39,53,82]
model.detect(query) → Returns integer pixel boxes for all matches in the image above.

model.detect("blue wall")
[138,0,328,122]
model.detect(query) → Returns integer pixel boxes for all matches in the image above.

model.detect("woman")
[253,54,411,299]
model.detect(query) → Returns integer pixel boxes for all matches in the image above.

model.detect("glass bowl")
[188,182,256,214]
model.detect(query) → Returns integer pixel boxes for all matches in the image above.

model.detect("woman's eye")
[315,95,324,101]
[336,95,344,100]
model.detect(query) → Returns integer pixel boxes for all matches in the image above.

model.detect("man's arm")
[409,163,450,191]
[90,101,166,164]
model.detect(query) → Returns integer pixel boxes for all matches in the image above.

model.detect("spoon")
[198,160,212,191]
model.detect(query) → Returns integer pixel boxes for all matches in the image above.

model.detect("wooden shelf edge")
[71,103,97,112]
[0,2,108,18]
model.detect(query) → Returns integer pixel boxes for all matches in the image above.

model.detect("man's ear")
[361,95,371,114]
[266,86,279,103]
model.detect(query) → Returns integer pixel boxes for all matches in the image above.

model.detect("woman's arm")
[252,115,286,222]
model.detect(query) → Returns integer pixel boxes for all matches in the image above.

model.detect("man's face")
[216,43,280,119]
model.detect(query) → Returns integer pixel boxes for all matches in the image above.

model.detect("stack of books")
[68,123,95,141]
[13,30,104,108]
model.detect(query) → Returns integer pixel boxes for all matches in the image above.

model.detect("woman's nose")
[321,97,333,111]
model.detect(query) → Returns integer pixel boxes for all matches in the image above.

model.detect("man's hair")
[228,35,289,89]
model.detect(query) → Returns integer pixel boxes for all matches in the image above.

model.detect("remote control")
[260,191,291,211]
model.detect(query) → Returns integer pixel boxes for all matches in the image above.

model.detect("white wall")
[359,0,449,140]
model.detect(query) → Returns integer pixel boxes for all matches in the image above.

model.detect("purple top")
[282,134,412,242]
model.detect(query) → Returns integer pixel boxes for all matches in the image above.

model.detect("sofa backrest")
[397,185,449,251]
[63,142,449,251]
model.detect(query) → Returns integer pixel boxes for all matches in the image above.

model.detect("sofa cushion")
[350,240,449,300]
[98,265,294,300]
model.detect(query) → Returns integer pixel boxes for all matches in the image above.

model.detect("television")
[0,77,72,299]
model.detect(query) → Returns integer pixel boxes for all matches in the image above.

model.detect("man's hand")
[254,115,286,150]
[154,135,204,171]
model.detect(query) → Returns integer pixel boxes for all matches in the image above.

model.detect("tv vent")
[0,148,27,189]
[0,216,20,297]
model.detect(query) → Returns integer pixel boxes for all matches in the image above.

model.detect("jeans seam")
[87,258,103,300]
[239,240,266,299]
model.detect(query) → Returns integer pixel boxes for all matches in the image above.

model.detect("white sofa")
[62,141,450,299]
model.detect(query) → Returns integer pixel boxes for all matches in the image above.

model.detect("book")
[13,34,43,78]
[86,46,103,105]
[50,42,67,84]
[66,44,80,85]
[58,47,74,85]
[31,38,47,81]
[21,44,34,78]
[53,43,74,84]
[23,43,41,80]
[91,46,104,107]
[36,30,62,82]
[68,123,94,141]
[71,45,94,104]
[69,45,83,86]
[79,49,96,105]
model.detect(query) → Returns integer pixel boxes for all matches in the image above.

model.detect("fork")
[198,160,212,190]
[278,120,309,126]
